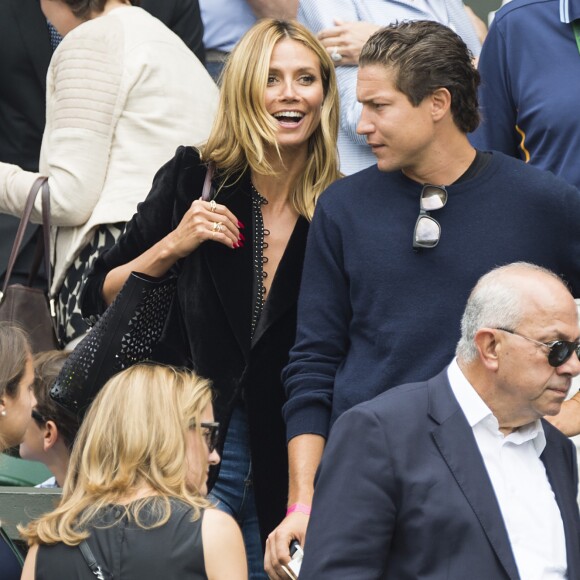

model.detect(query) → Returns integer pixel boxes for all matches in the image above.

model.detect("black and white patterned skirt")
[57,222,124,346]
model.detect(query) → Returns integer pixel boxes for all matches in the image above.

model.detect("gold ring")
[212,221,221,232]
[209,200,217,212]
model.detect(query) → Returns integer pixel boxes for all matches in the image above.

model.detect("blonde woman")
[21,364,246,579]
[82,18,340,578]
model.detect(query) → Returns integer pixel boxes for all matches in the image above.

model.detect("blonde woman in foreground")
[21,364,246,579]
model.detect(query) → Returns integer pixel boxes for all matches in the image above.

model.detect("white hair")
[455,262,567,363]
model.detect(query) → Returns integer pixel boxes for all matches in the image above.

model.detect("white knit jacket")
[0,6,218,293]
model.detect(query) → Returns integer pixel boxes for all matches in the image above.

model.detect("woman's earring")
[0,410,6,417]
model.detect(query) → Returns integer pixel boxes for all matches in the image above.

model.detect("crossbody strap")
[78,540,109,580]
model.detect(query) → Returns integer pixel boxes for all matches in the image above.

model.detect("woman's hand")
[318,20,381,66]
[102,199,243,306]
[166,198,243,259]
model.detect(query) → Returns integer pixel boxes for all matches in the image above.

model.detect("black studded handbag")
[50,271,178,417]
[50,163,216,418]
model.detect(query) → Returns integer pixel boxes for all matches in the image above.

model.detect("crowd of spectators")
[2,1,580,579]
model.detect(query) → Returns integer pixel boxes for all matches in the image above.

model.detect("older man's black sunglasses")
[496,328,580,367]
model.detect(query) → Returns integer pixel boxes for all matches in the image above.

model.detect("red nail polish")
[239,232,246,241]
[238,220,245,229]
[233,243,239,249]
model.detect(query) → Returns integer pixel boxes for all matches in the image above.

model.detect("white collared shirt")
[447,359,568,579]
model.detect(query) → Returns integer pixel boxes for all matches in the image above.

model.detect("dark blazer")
[0,0,51,283]
[82,146,309,544]
[300,368,580,579]
[0,0,50,171]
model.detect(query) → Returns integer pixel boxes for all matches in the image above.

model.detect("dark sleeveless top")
[36,500,207,579]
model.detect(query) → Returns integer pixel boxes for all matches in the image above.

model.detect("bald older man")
[300,263,580,579]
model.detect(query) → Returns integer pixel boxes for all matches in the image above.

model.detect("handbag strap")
[78,540,108,580]
[201,162,215,201]
[1,177,52,297]
[40,181,53,295]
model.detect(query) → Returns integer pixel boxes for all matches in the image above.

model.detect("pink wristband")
[286,503,311,516]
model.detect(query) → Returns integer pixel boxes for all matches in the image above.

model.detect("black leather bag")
[0,177,59,352]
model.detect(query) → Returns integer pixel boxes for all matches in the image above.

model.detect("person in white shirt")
[297,262,580,579]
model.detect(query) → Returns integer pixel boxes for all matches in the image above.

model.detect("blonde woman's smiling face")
[265,38,325,154]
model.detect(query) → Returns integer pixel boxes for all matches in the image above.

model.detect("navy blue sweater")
[283,152,580,440]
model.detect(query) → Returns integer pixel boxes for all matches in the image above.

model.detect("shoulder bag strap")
[39,181,58,324]
[1,176,48,298]
[78,540,109,580]
[27,181,53,286]
[201,162,215,201]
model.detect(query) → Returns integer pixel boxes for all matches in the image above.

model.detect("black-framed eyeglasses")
[495,327,580,367]
[191,421,220,453]
[31,409,46,424]
[413,184,448,250]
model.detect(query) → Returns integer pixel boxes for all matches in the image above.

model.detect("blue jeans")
[208,405,267,579]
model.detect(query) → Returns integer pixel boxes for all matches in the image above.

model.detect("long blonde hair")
[21,364,214,545]
[0,323,31,452]
[201,19,341,220]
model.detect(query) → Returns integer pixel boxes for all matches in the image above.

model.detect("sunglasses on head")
[190,421,220,453]
[413,184,448,250]
[496,328,580,367]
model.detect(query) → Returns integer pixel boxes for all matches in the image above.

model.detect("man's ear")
[474,328,501,371]
[430,87,452,122]
[43,420,59,452]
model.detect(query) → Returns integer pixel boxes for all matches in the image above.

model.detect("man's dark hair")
[360,20,480,134]
[33,351,79,450]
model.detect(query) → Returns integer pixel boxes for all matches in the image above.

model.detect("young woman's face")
[1,354,36,448]
[185,404,220,495]
[264,38,325,155]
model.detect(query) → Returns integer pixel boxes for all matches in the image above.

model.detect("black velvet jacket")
[81,146,309,543]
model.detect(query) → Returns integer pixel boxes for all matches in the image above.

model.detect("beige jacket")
[0,6,218,292]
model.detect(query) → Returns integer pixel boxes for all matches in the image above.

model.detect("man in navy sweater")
[264,20,580,578]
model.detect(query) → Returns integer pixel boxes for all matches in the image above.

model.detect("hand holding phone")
[280,540,303,579]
